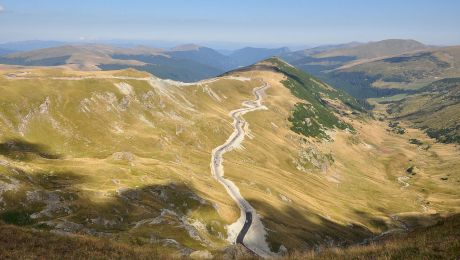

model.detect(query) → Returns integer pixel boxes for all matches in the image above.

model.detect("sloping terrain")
[287,214,460,259]
[0,40,67,52]
[0,221,171,259]
[316,39,427,59]
[0,59,459,257]
[282,39,428,71]
[332,46,460,93]
[288,44,460,100]
[168,44,237,71]
[0,44,292,82]
[282,42,363,62]
[281,39,436,99]
[0,48,13,55]
[0,44,149,70]
[0,44,225,81]
[383,78,460,144]
[2,213,459,259]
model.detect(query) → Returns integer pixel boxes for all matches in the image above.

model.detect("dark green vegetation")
[0,44,292,82]
[330,50,455,95]
[100,54,224,82]
[387,78,460,144]
[280,40,460,100]
[282,54,428,100]
[0,210,35,226]
[409,138,423,145]
[0,55,70,66]
[388,121,406,135]
[268,58,364,139]
[320,71,415,99]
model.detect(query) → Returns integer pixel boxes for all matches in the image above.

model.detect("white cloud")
[0,5,4,12]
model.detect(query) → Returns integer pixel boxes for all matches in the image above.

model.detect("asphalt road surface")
[210,82,269,256]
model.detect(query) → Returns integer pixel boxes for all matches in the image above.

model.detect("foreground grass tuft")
[0,221,172,259]
[285,214,460,260]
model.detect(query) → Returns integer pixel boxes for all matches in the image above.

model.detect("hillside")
[332,46,460,94]
[0,48,13,55]
[288,44,460,100]
[0,44,229,82]
[383,78,460,144]
[0,44,294,82]
[316,39,428,59]
[281,39,436,99]
[287,214,460,259]
[2,214,459,259]
[0,221,171,259]
[0,40,67,52]
[282,42,363,62]
[0,59,459,257]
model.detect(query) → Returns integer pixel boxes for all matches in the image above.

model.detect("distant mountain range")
[280,39,460,99]
[1,39,459,94]
[2,41,460,258]
[0,40,67,52]
[0,42,293,82]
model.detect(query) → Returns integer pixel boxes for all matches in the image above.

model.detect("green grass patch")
[268,58,358,139]
[0,210,35,226]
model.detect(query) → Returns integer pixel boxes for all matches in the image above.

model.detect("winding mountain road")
[210,82,273,257]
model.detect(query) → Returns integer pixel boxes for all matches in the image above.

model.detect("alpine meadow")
[0,1,459,259]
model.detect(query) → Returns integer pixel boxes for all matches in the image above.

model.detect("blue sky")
[0,0,459,48]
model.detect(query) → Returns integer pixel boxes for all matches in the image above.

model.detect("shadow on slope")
[0,139,61,160]
[0,163,223,252]
[0,220,166,259]
[247,199,372,253]
[248,198,444,255]
[285,214,460,259]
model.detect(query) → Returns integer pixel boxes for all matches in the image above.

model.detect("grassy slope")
[218,59,460,253]
[386,78,460,144]
[315,39,427,59]
[0,65,459,257]
[0,68,255,253]
[287,214,460,259]
[322,46,460,99]
[283,40,433,99]
[3,214,458,259]
[0,221,172,259]
[267,58,364,139]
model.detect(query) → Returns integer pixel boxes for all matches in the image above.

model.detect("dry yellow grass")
[0,221,175,259]
[0,63,459,257]
[285,214,460,259]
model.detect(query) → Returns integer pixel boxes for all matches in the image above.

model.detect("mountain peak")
[171,44,201,51]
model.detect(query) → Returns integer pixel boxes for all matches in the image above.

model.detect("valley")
[210,82,271,257]
[0,56,459,258]
[1,0,460,258]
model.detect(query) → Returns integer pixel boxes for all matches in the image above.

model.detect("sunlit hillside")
[0,59,459,257]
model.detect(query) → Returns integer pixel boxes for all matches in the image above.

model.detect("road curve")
[210,82,273,257]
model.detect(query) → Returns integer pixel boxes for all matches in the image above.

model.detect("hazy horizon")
[1,0,459,48]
